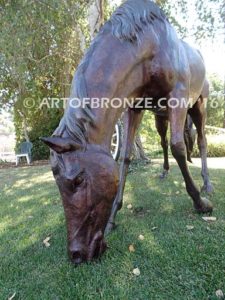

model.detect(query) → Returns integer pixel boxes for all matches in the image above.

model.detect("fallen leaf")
[202,217,217,222]
[138,235,145,240]
[127,204,133,209]
[198,245,204,251]
[151,227,158,231]
[216,290,224,298]
[8,293,16,300]
[128,244,135,252]
[133,268,140,276]
[186,225,194,231]
[43,236,51,247]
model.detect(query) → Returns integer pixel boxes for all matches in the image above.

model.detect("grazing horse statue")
[41,0,213,265]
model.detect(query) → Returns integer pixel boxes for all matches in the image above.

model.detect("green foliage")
[206,141,225,157]
[195,0,224,40]
[0,0,90,107]
[193,141,225,158]
[31,140,50,161]
[139,112,161,148]
[207,74,224,128]
[192,131,225,158]
[0,0,93,159]
[158,0,224,40]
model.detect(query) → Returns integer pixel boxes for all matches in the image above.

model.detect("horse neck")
[85,102,125,152]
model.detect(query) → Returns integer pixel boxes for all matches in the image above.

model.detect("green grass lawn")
[0,161,225,300]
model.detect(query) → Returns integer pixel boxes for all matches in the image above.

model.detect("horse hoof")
[194,197,213,214]
[105,222,116,235]
[201,184,214,195]
[187,157,193,163]
[160,171,168,179]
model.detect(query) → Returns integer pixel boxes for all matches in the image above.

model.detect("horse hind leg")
[169,85,213,213]
[188,97,214,194]
[155,114,170,179]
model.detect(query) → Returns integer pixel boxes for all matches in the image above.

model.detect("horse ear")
[40,137,82,153]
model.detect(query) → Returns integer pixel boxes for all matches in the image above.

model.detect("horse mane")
[111,0,167,43]
[53,0,167,145]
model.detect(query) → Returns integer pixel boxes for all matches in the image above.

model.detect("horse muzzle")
[69,230,107,265]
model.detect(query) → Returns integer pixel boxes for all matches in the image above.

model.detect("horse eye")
[74,175,84,186]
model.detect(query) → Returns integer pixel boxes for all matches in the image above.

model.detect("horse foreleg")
[189,98,213,194]
[155,114,169,179]
[105,109,144,234]
[169,88,213,213]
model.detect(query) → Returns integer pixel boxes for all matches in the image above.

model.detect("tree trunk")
[133,134,149,160]
[88,0,104,39]
[17,81,30,142]
[223,75,225,128]
[18,110,30,142]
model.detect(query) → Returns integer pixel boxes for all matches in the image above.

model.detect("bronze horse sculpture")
[42,0,213,265]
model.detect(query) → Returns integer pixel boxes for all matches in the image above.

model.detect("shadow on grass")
[0,161,225,299]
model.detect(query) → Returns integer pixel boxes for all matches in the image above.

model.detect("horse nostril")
[71,251,83,265]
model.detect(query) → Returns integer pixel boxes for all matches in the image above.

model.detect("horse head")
[41,137,119,265]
